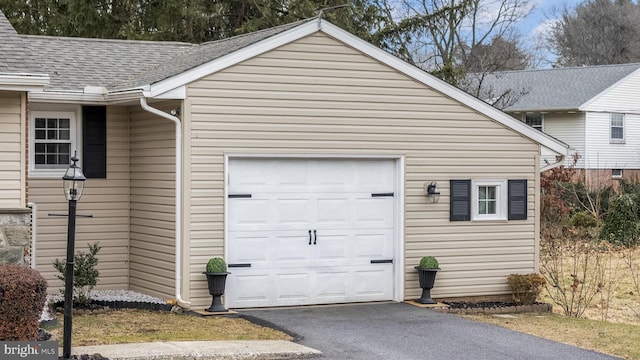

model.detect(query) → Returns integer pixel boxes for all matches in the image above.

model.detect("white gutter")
[139,97,191,309]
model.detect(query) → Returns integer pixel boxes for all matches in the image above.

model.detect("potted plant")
[415,256,440,304]
[203,257,230,312]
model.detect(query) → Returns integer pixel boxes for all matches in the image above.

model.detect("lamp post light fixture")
[62,154,86,360]
[425,182,441,204]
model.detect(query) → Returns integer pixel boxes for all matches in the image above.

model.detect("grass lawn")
[45,309,291,346]
[463,313,640,360]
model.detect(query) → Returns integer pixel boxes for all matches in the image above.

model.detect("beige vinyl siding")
[185,33,540,307]
[128,101,177,300]
[0,91,26,208]
[30,106,130,292]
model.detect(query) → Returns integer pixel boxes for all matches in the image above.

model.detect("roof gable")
[480,64,640,112]
[2,14,566,157]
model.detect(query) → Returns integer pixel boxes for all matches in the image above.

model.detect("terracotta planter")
[203,272,230,312]
[415,266,439,304]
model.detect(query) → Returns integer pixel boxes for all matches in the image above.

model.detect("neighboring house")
[481,64,640,183]
[0,10,567,309]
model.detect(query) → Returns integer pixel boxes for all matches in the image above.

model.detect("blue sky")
[516,0,586,66]
[518,0,583,38]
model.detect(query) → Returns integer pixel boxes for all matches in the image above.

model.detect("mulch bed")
[441,301,552,314]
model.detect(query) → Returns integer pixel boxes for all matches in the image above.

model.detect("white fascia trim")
[0,73,49,91]
[28,89,145,104]
[154,85,186,99]
[579,67,640,111]
[148,21,321,97]
[318,21,569,156]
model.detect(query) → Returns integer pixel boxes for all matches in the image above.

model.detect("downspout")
[139,97,191,308]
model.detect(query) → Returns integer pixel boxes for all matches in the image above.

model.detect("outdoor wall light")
[425,182,440,203]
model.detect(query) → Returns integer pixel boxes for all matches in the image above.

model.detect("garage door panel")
[353,268,393,297]
[227,234,268,263]
[276,199,312,225]
[356,198,394,226]
[228,199,271,227]
[356,161,395,188]
[316,233,349,261]
[230,274,269,303]
[275,234,313,263]
[316,271,348,298]
[316,198,349,223]
[355,231,394,259]
[276,272,312,301]
[227,158,396,308]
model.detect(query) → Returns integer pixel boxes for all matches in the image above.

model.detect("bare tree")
[551,0,640,66]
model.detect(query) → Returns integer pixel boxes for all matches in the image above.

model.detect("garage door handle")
[309,230,312,245]
[371,259,393,264]
[313,230,317,245]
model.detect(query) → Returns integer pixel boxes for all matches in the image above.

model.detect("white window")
[610,113,625,143]
[612,169,623,179]
[30,111,77,176]
[524,113,543,131]
[471,180,507,221]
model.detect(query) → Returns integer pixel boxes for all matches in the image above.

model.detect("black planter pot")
[203,272,230,312]
[415,266,440,304]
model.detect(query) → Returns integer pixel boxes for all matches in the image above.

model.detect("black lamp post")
[62,154,86,359]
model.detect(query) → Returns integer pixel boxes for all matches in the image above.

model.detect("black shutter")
[450,180,471,221]
[82,106,107,178]
[508,179,527,220]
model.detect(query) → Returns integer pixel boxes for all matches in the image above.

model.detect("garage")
[225,158,398,308]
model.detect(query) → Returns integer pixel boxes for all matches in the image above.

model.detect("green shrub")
[600,194,639,246]
[507,273,546,305]
[53,242,101,307]
[418,256,439,269]
[206,257,227,273]
[569,210,598,228]
[0,264,47,340]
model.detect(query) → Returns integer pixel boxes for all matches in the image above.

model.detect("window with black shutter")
[82,106,107,178]
[508,179,527,220]
[450,180,471,221]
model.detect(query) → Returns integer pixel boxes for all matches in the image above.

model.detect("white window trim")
[523,112,543,131]
[612,169,623,179]
[29,109,81,178]
[471,179,507,221]
[610,113,625,144]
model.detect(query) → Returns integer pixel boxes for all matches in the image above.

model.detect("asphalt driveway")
[243,302,621,360]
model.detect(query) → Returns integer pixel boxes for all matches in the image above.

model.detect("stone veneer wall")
[0,209,32,265]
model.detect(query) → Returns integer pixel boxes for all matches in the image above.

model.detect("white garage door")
[225,158,396,308]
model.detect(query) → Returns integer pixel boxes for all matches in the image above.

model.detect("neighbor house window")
[524,113,543,131]
[30,111,77,175]
[612,169,623,179]
[610,113,625,143]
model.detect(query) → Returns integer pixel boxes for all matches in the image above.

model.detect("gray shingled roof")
[0,10,38,74]
[481,63,640,111]
[21,36,195,92]
[1,10,313,92]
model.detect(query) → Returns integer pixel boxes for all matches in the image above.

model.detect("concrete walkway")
[69,340,321,360]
